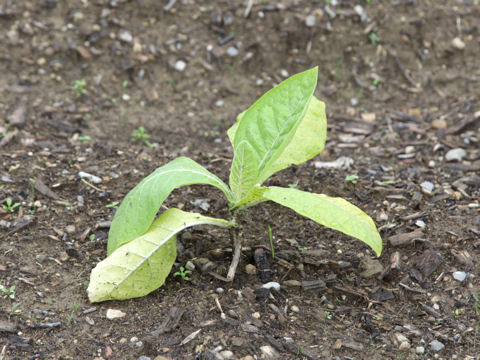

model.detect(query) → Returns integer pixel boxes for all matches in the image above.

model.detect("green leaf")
[108,157,233,255]
[88,209,234,302]
[229,140,259,201]
[229,67,318,200]
[261,96,326,182]
[263,186,382,256]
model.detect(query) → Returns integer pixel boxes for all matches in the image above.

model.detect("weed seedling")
[268,225,275,259]
[87,67,382,302]
[2,198,20,213]
[77,135,91,143]
[345,174,358,184]
[1,285,15,299]
[72,80,87,98]
[173,266,192,281]
[106,201,119,209]
[132,126,153,148]
[369,30,380,45]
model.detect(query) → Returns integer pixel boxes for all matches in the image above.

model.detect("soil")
[1,1,479,359]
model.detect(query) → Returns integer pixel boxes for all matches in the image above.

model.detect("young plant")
[72,80,87,98]
[1,285,15,299]
[132,126,153,148]
[2,198,20,213]
[87,67,382,303]
[174,266,192,281]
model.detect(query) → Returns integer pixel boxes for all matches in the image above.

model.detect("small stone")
[359,258,383,278]
[122,94,130,101]
[261,282,280,291]
[430,339,445,352]
[118,30,133,43]
[452,271,467,282]
[415,220,426,228]
[185,261,195,271]
[290,305,299,313]
[78,171,102,184]
[399,341,410,350]
[215,100,224,107]
[245,264,257,275]
[452,37,466,50]
[216,287,224,294]
[260,345,279,360]
[65,225,76,234]
[251,312,260,319]
[174,60,187,72]
[106,309,126,320]
[420,181,434,195]
[35,254,48,263]
[280,69,289,78]
[416,346,425,354]
[72,11,85,23]
[431,119,447,129]
[445,148,467,162]
[130,336,138,343]
[37,57,46,66]
[219,351,234,360]
[305,15,316,27]
[226,46,239,57]
[428,160,435,168]
[138,357,151,360]
[283,279,301,287]
[405,146,415,154]
[354,5,364,16]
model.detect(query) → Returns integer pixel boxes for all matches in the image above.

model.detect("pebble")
[290,305,299,313]
[452,37,466,50]
[106,309,126,320]
[445,148,467,162]
[226,46,239,57]
[36,254,48,263]
[185,261,195,271]
[416,346,425,354]
[399,341,410,350]
[219,351,234,359]
[430,339,445,352]
[216,287,224,294]
[431,119,447,129]
[359,257,383,278]
[452,271,467,282]
[305,15,316,27]
[420,181,434,195]
[137,357,151,360]
[245,264,257,275]
[283,279,301,287]
[118,30,133,43]
[261,282,280,291]
[174,60,187,72]
[280,69,289,78]
[78,171,102,184]
[215,100,224,107]
[260,345,279,360]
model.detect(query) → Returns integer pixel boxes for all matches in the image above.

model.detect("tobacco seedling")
[2,198,20,213]
[87,67,382,302]
[173,266,192,281]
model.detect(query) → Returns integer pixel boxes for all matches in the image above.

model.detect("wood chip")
[33,179,59,200]
[388,229,424,246]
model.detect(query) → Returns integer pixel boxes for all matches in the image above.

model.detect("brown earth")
[1,0,479,359]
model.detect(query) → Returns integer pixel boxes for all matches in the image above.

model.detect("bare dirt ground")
[1,1,479,359]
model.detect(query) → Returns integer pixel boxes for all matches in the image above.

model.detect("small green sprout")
[11,301,22,315]
[132,126,154,148]
[2,198,20,213]
[268,225,275,259]
[106,201,119,209]
[122,80,129,88]
[368,30,380,46]
[1,285,16,299]
[72,80,87,98]
[89,234,96,241]
[173,266,192,281]
[345,174,359,184]
[372,78,380,87]
[77,135,91,143]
